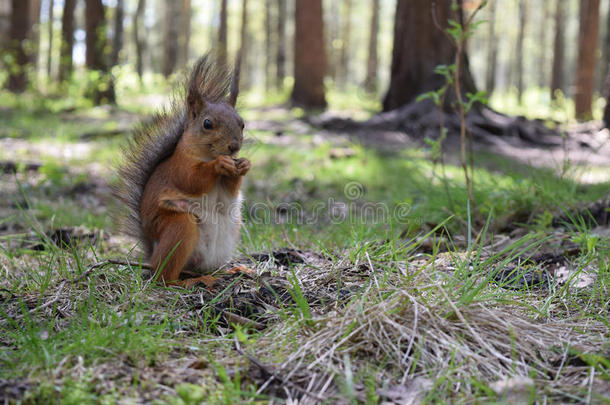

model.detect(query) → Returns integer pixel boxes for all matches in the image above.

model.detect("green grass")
[0,88,608,403]
[489,86,607,123]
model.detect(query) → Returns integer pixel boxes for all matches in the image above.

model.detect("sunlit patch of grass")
[0,104,129,144]
[489,86,606,123]
[33,199,112,230]
[240,134,609,249]
[325,85,383,119]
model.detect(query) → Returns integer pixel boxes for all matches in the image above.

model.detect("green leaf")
[416,91,441,106]
[465,91,489,111]
[447,19,463,41]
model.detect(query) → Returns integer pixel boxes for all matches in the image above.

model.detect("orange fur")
[141,141,250,286]
[117,55,249,288]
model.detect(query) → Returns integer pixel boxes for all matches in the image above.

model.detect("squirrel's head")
[180,56,244,160]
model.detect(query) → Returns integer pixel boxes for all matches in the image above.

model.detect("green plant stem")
[453,38,475,213]
[438,91,455,212]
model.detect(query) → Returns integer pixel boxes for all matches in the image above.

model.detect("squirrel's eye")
[203,119,213,130]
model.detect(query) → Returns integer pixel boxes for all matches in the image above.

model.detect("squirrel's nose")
[228,141,240,154]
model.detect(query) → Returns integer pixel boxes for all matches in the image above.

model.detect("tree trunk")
[46,0,54,77]
[276,0,286,89]
[364,0,379,93]
[111,0,123,66]
[162,1,179,77]
[538,0,549,87]
[599,1,610,92]
[6,0,32,92]
[485,0,497,94]
[218,0,227,67]
[516,0,528,101]
[29,0,41,72]
[133,0,145,81]
[382,0,476,112]
[0,0,11,43]
[291,0,326,109]
[58,0,75,82]
[264,0,272,90]
[604,72,610,129]
[180,0,190,67]
[327,0,340,81]
[85,0,105,69]
[575,0,600,120]
[85,0,115,104]
[551,0,565,100]
[239,0,248,88]
[337,0,352,89]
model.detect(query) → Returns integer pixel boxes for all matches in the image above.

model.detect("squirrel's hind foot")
[225,264,255,277]
[178,275,218,289]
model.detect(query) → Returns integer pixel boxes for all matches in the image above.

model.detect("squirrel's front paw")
[215,155,239,177]
[235,158,251,176]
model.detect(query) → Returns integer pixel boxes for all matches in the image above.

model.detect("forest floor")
[0,94,609,404]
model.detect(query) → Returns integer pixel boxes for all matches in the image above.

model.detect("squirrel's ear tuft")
[186,58,211,120]
[187,83,205,121]
[228,52,241,107]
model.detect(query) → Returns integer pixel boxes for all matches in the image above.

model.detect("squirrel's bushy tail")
[113,54,234,256]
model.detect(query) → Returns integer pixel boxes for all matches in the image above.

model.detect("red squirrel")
[115,55,250,287]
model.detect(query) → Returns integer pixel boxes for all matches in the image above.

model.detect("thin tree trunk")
[291,0,326,109]
[485,0,497,93]
[516,0,528,101]
[133,0,145,81]
[239,0,248,88]
[85,0,105,69]
[327,0,340,81]
[264,0,272,90]
[46,0,53,77]
[85,0,115,104]
[575,0,600,120]
[364,0,379,93]
[218,0,227,67]
[7,0,32,92]
[162,0,179,77]
[599,0,610,93]
[1,1,11,41]
[337,0,352,89]
[29,0,41,72]
[551,0,565,100]
[276,0,286,89]
[111,0,123,66]
[58,0,75,82]
[180,0,190,67]
[538,0,549,87]
[604,72,610,129]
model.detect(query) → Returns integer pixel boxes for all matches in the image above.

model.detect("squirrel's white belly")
[188,185,242,273]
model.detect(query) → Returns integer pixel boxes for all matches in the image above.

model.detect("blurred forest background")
[2,2,610,402]
[1,0,610,122]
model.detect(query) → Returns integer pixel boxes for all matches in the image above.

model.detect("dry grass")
[243,253,609,403]
[2,238,607,403]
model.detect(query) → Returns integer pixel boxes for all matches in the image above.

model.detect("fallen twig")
[218,307,266,330]
[75,259,153,282]
[28,280,67,315]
